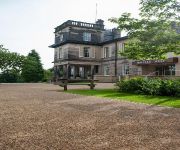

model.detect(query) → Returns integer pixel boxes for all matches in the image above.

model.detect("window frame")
[119,43,125,53]
[83,47,90,57]
[104,47,110,58]
[83,32,91,41]
[123,63,129,75]
[103,65,110,76]
[60,34,63,42]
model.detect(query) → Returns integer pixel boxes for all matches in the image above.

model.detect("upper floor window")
[83,32,91,41]
[83,47,90,57]
[59,48,63,59]
[54,49,58,60]
[104,47,110,58]
[119,43,125,53]
[79,47,95,58]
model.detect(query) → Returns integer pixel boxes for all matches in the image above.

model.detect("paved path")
[0,83,179,150]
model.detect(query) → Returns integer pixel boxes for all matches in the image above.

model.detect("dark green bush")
[0,70,23,83]
[141,78,162,95]
[117,77,145,94]
[159,79,180,96]
[116,77,180,97]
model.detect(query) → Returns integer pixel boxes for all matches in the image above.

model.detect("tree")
[0,70,22,83]
[109,0,180,60]
[42,68,53,82]
[21,50,44,82]
[0,45,25,71]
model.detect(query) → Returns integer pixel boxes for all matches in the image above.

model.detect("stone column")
[90,65,95,89]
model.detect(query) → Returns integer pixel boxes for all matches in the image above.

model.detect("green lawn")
[66,89,180,108]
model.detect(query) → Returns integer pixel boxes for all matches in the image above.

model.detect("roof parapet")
[55,20,104,33]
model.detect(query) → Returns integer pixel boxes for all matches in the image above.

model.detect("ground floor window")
[95,65,99,74]
[104,65,110,75]
[70,66,75,77]
[123,64,129,75]
[156,65,175,76]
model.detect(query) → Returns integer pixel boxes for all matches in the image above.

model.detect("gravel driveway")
[0,83,179,150]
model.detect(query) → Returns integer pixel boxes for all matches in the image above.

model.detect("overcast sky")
[0,0,140,69]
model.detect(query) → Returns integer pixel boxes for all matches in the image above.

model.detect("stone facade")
[50,20,180,82]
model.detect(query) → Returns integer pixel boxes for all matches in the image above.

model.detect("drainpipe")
[115,41,118,77]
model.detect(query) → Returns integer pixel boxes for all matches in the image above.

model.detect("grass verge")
[66,89,180,108]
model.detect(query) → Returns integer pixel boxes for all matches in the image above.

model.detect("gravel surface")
[0,83,179,150]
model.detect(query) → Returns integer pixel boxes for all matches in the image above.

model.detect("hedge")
[116,77,180,97]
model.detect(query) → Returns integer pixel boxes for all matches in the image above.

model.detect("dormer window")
[83,32,91,41]
[60,34,63,42]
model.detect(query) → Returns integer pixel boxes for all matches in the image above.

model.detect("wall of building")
[54,44,102,61]
[94,75,117,83]
[175,57,180,76]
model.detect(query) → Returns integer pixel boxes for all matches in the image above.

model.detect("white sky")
[0,0,140,69]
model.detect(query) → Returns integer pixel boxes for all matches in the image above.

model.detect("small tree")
[109,0,180,60]
[43,68,53,82]
[21,50,44,82]
[0,45,25,71]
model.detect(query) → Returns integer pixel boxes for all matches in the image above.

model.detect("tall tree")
[21,50,44,82]
[109,0,180,60]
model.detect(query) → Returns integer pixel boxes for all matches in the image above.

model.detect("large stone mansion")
[49,19,179,82]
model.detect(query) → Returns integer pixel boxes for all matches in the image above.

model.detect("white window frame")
[119,43,125,53]
[80,47,95,58]
[83,32,91,41]
[104,47,109,58]
[123,64,129,75]
[83,47,90,57]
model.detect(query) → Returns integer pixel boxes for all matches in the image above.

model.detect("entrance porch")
[54,64,99,79]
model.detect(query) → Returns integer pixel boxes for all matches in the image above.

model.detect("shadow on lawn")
[102,91,180,108]
[149,98,180,108]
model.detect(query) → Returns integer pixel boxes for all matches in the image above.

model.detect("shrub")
[159,79,180,97]
[117,77,145,94]
[0,70,23,83]
[116,77,180,97]
[141,78,161,95]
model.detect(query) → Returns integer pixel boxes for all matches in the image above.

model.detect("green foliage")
[140,0,179,20]
[141,78,162,95]
[116,77,144,94]
[0,70,23,83]
[42,69,53,82]
[21,50,44,82]
[67,89,180,108]
[0,45,25,83]
[159,79,180,96]
[0,45,25,71]
[116,77,180,97]
[109,0,180,60]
